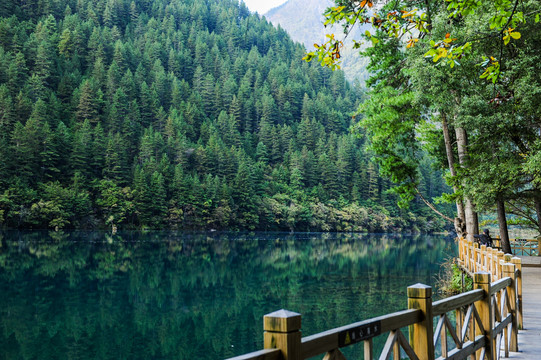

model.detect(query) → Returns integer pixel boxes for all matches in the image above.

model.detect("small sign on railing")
[338,321,381,347]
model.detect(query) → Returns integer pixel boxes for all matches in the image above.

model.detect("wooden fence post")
[264,309,302,360]
[473,272,494,360]
[491,248,498,278]
[503,264,518,352]
[490,249,499,281]
[497,251,505,279]
[467,241,471,271]
[480,245,487,272]
[486,248,493,276]
[537,237,541,256]
[408,284,434,360]
[511,257,523,329]
[472,243,480,273]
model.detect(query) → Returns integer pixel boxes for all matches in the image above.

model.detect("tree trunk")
[454,126,479,240]
[497,199,512,254]
[441,113,466,237]
[534,197,541,236]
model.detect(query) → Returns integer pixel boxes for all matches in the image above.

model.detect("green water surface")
[0,231,455,359]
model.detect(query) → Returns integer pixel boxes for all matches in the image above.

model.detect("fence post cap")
[407,283,432,298]
[502,263,515,272]
[511,257,521,264]
[264,310,301,332]
[473,271,491,283]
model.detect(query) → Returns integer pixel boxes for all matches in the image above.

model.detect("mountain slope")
[265,0,332,47]
[0,0,451,231]
[265,0,370,83]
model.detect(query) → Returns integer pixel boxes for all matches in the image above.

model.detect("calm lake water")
[0,231,455,360]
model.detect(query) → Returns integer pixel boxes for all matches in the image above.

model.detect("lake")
[0,231,455,359]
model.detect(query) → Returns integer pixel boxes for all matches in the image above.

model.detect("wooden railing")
[227,240,522,360]
[490,237,540,256]
[457,237,523,331]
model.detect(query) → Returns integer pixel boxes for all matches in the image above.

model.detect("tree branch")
[507,201,539,228]
[414,186,454,222]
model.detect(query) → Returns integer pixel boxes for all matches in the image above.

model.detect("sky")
[242,0,288,15]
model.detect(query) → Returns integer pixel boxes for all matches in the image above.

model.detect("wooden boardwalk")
[509,267,541,359]
[517,256,541,267]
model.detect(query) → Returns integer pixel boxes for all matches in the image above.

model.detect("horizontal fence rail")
[490,237,540,256]
[227,240,523,360]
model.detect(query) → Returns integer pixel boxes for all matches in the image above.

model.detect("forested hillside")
[0,0,450,231]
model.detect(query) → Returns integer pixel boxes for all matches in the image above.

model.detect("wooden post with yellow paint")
[497,251,505,279]
[511,256,523,329]
[503,264,518,352]
[407,284,434,360]
[264,309,302,360]
[473,272,494,360]
[471,243,480,273]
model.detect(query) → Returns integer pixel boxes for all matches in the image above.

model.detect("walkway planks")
[517,256,541,267]
[509,267,541,359]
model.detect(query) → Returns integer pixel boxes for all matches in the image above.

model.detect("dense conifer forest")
[0,0,452,231]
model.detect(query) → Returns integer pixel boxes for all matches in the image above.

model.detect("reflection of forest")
[0,231,454,359]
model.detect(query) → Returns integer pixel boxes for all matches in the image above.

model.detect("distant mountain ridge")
[265,0,370,84]
[265,0,332,47]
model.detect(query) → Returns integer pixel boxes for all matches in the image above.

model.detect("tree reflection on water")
[0,231,454,359]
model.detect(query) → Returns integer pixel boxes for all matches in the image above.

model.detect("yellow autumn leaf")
[510,31,521,39]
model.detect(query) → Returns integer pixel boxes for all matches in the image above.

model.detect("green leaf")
[510,31,521,40]
[424,49,436,57]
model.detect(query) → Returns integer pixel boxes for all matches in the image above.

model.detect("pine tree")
[255,142,269,164]
[108,87,128,133]
[76,79,101,124]
[202,73,216,118]
[139,82,155,129]
[129,1,138,22]
[54,122,71,182]
[229,94,242,129]
[148,171,167,227]
[58,29,73,59]
[0,85,15,133]
[71,120,93,180]
[367,161,379,201]
[40,121,60,181]
[233,159,258,228]
[261,94,278,125]
[11,111,44,183]
[91,123,106,178]
[34,41,54,91]
[7,52,28,95]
